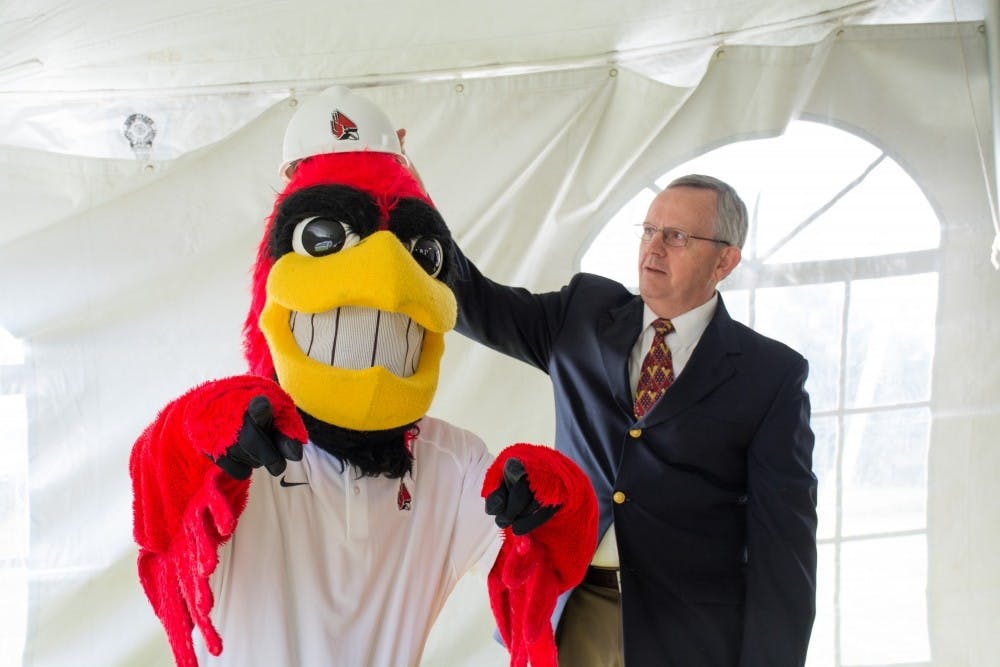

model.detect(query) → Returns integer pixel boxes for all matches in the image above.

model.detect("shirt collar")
[642,292,718,348]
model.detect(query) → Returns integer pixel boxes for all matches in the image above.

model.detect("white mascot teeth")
[290,306,424,376]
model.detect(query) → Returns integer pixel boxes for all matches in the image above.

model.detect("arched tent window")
[582,120,938,666]
[0,326,28,667]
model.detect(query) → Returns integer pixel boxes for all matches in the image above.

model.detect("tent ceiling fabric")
[0,0,986,160]
[1,2,998,667]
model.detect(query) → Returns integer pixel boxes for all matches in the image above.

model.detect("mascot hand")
[482,444,598,667]
[131,375,308,667]
[214,395,304,480]
[485,458,560,535]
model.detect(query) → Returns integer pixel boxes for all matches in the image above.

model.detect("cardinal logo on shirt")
[330,110,359,141]
[397,480,412,511]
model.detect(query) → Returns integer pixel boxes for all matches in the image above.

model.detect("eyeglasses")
[634,223,731,247]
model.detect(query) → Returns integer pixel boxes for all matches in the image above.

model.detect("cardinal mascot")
[129,86,598,667]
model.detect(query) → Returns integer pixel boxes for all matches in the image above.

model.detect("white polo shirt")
[197,416,502,667]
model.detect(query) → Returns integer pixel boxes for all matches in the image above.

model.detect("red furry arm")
[130,375,306,667]
[482,444,598,667]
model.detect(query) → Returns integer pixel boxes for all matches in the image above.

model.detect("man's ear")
[715,245,742,282]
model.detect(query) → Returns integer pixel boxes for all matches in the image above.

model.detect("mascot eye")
[408,237,444,277]
[291,217,360,257]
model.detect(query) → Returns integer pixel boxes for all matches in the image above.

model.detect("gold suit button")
[629,428,642,438]
[613,491,627,504]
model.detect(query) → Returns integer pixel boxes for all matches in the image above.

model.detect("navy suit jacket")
[453,263,818,667]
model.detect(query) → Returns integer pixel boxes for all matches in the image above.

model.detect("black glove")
[214,396,304,480]
[485,458,560,535]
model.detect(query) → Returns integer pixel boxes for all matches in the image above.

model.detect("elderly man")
[449,174,818,666]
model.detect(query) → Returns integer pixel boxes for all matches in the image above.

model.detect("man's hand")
[396,128,426,190]
[214,395,304,480]
[485,457,560,535]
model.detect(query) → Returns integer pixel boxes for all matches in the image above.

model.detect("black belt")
[583,566,620,589]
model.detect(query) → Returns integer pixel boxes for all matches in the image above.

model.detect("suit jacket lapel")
[641,296,742,425]
[598,296,644,416]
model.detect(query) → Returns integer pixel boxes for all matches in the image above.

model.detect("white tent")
[1,1,997,665]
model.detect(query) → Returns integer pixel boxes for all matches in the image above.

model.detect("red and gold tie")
[633,318,675,419]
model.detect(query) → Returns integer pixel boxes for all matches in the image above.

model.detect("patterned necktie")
[633,318,675,419]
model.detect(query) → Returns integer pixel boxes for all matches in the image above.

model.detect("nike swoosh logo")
[279,476,308,488]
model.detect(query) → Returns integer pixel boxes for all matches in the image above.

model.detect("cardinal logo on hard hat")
[330,110,359,141]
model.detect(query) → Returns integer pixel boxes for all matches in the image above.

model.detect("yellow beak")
[260,231,457,430]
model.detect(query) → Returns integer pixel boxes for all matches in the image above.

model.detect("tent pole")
[986,1,1000,268]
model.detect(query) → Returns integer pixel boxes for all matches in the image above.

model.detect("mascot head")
[243,87,458,440]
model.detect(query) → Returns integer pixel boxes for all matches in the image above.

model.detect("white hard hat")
[280,85,403,179]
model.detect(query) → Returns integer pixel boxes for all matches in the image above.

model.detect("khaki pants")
[555,581,624,667]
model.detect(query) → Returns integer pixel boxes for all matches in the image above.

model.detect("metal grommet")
[455,83,465,93]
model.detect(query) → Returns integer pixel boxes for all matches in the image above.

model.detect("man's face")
[636,186,741,318]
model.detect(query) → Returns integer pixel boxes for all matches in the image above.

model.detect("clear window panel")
[754,283,845,413]
[750,124,883,263]
[718,288,749,326]
[840,535,930,665]
[766,157,940,264]
[841,407,929,537]
[0,569,27,667]
[579,187,656,288]
[811,416,838,541]
[652,122,883,263]
[845,273,938,408]
[0,394,29,559]
[0,327,25,366]
[805,542,836,667]
[0,393,28,667]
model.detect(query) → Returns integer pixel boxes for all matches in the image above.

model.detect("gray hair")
[666,174,748,249]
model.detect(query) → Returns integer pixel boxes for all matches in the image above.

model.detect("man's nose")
[645,231,669,252]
